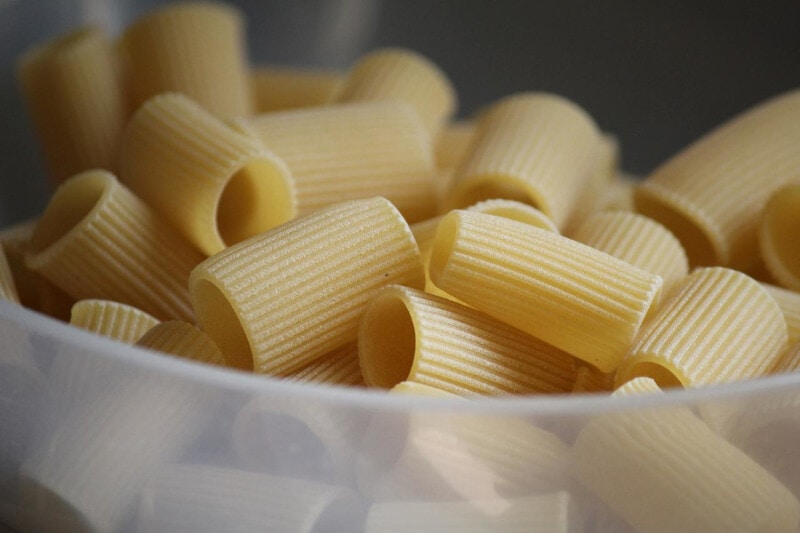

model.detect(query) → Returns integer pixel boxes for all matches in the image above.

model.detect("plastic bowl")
[2,2,800,532]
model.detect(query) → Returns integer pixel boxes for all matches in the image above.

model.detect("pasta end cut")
[359,290,417,388]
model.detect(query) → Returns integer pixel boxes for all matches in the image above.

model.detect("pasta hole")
[217,158,294,247]
[428,211,459,288]
[192,278,253,371]
[27,171,110,256]
[762,186,800,286]
[453,175,543,213]
[359,295,416,388]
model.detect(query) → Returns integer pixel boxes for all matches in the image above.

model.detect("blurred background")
[1,0,799,224]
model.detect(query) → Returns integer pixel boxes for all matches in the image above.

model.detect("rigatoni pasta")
[119,92,295,255]
[190,197,424,374]
[136,321,226,367]
[25,170,202,322]
[285,342,364,387]
[759,185,800,291]
[17,26,125,184]
[231,101,437,222]
[119,1,253,117]
[359,285,577,395]
[429,210,662,372]
[70,299,159,344]
[617,267,788,387]
[336,48,457,137]
[251,65,344,113]
[447,92,600,229]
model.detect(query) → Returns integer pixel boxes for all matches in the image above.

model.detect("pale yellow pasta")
[635,89,800,269]
[190,197,424,374]
[233,394,367,484]
[231,101,437,222]
[17,26,125,183]
[25,170,203,321]
[137,465,363,533]
[596,172,637,213]
[447,92,600,229]
[285,341,365,387]
[563,132,620,235]
[572,364,615,394]
[430,210,662,372]
[336,48,457,137]
[772,341,800,374]
[119,93,295,255]
[364,491,580,533]
[136,321,226,367]
[0,245,20,303]
[617,267,788,387]
[759,184,800,291]
[762,283,800,346]
[572,211,689,297]
[359,285,577,396]
[119,1,253,117]
[251,65,344,113]
[70,299,159,344]
[389,381,456,396]
[571,377,800,533]
[435,121,477,172]
[358,403,570,502]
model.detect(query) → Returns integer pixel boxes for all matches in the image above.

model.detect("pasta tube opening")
[635,186,718,268]
[451,176,539,215]
[216,158,295,247]
[27,172,109,256]
[618,360,683,389]
[359,293,417,388]
[760,185,800,290]
[191,278,252,371]
[428,210,459,281]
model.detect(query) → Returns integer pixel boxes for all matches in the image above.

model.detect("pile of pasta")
[3,2,800,531]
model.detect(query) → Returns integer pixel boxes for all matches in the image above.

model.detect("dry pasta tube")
[571,211,689,297]
[137,465,365,533]
[251,65,344,112]
[119,1,253,117]
[136,321,226,367]
[231,101,437,222]
[616,267,788,388]
[25,170,202,321]
[635,89,800,269]
[447,92,600,229]
[119,93,295,255]
[17,26,125,184]
[359,285,577,396]
[357,399,571,502]
[190,197,424,374]
[430,210,662,372]
[233,394,368,485]
[763,283,800,347]
[20,359,209,532]
[571,377,800,533]
[70,299,159,344]
[336,48,457,137]
[285,342,365,387]
[0,245,20,303]
[364,491,580,533]
[759,184,800,291]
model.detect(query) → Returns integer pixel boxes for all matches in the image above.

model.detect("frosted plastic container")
[3,2,800,532]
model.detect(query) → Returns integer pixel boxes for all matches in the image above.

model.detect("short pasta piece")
[25,170,203,321]
[759,185,800,291]
[136,321,226,367]
[70,299,159,344]
[336,48,457,137]
[364,491,580,533]
[762,283,800,346]
[137,465,364,533]
[250,65,344,112]
[285,342,365,387]
[447,92,600,229]
[571,377,800,533]
[0,245,20,304]
[190,197,424,374]
[635,89,800,269]
[617,267,788,387]
[571,211,688,297]
[359,285,577,396]
[17,26,125,183]
[231,101,437,222]
[119,1,253,117]
[119,93,295,255]
[430,210,662,372]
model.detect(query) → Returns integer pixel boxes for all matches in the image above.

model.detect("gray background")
[2,0,799,224]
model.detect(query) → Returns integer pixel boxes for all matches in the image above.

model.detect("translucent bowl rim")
[3,300,799,417]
